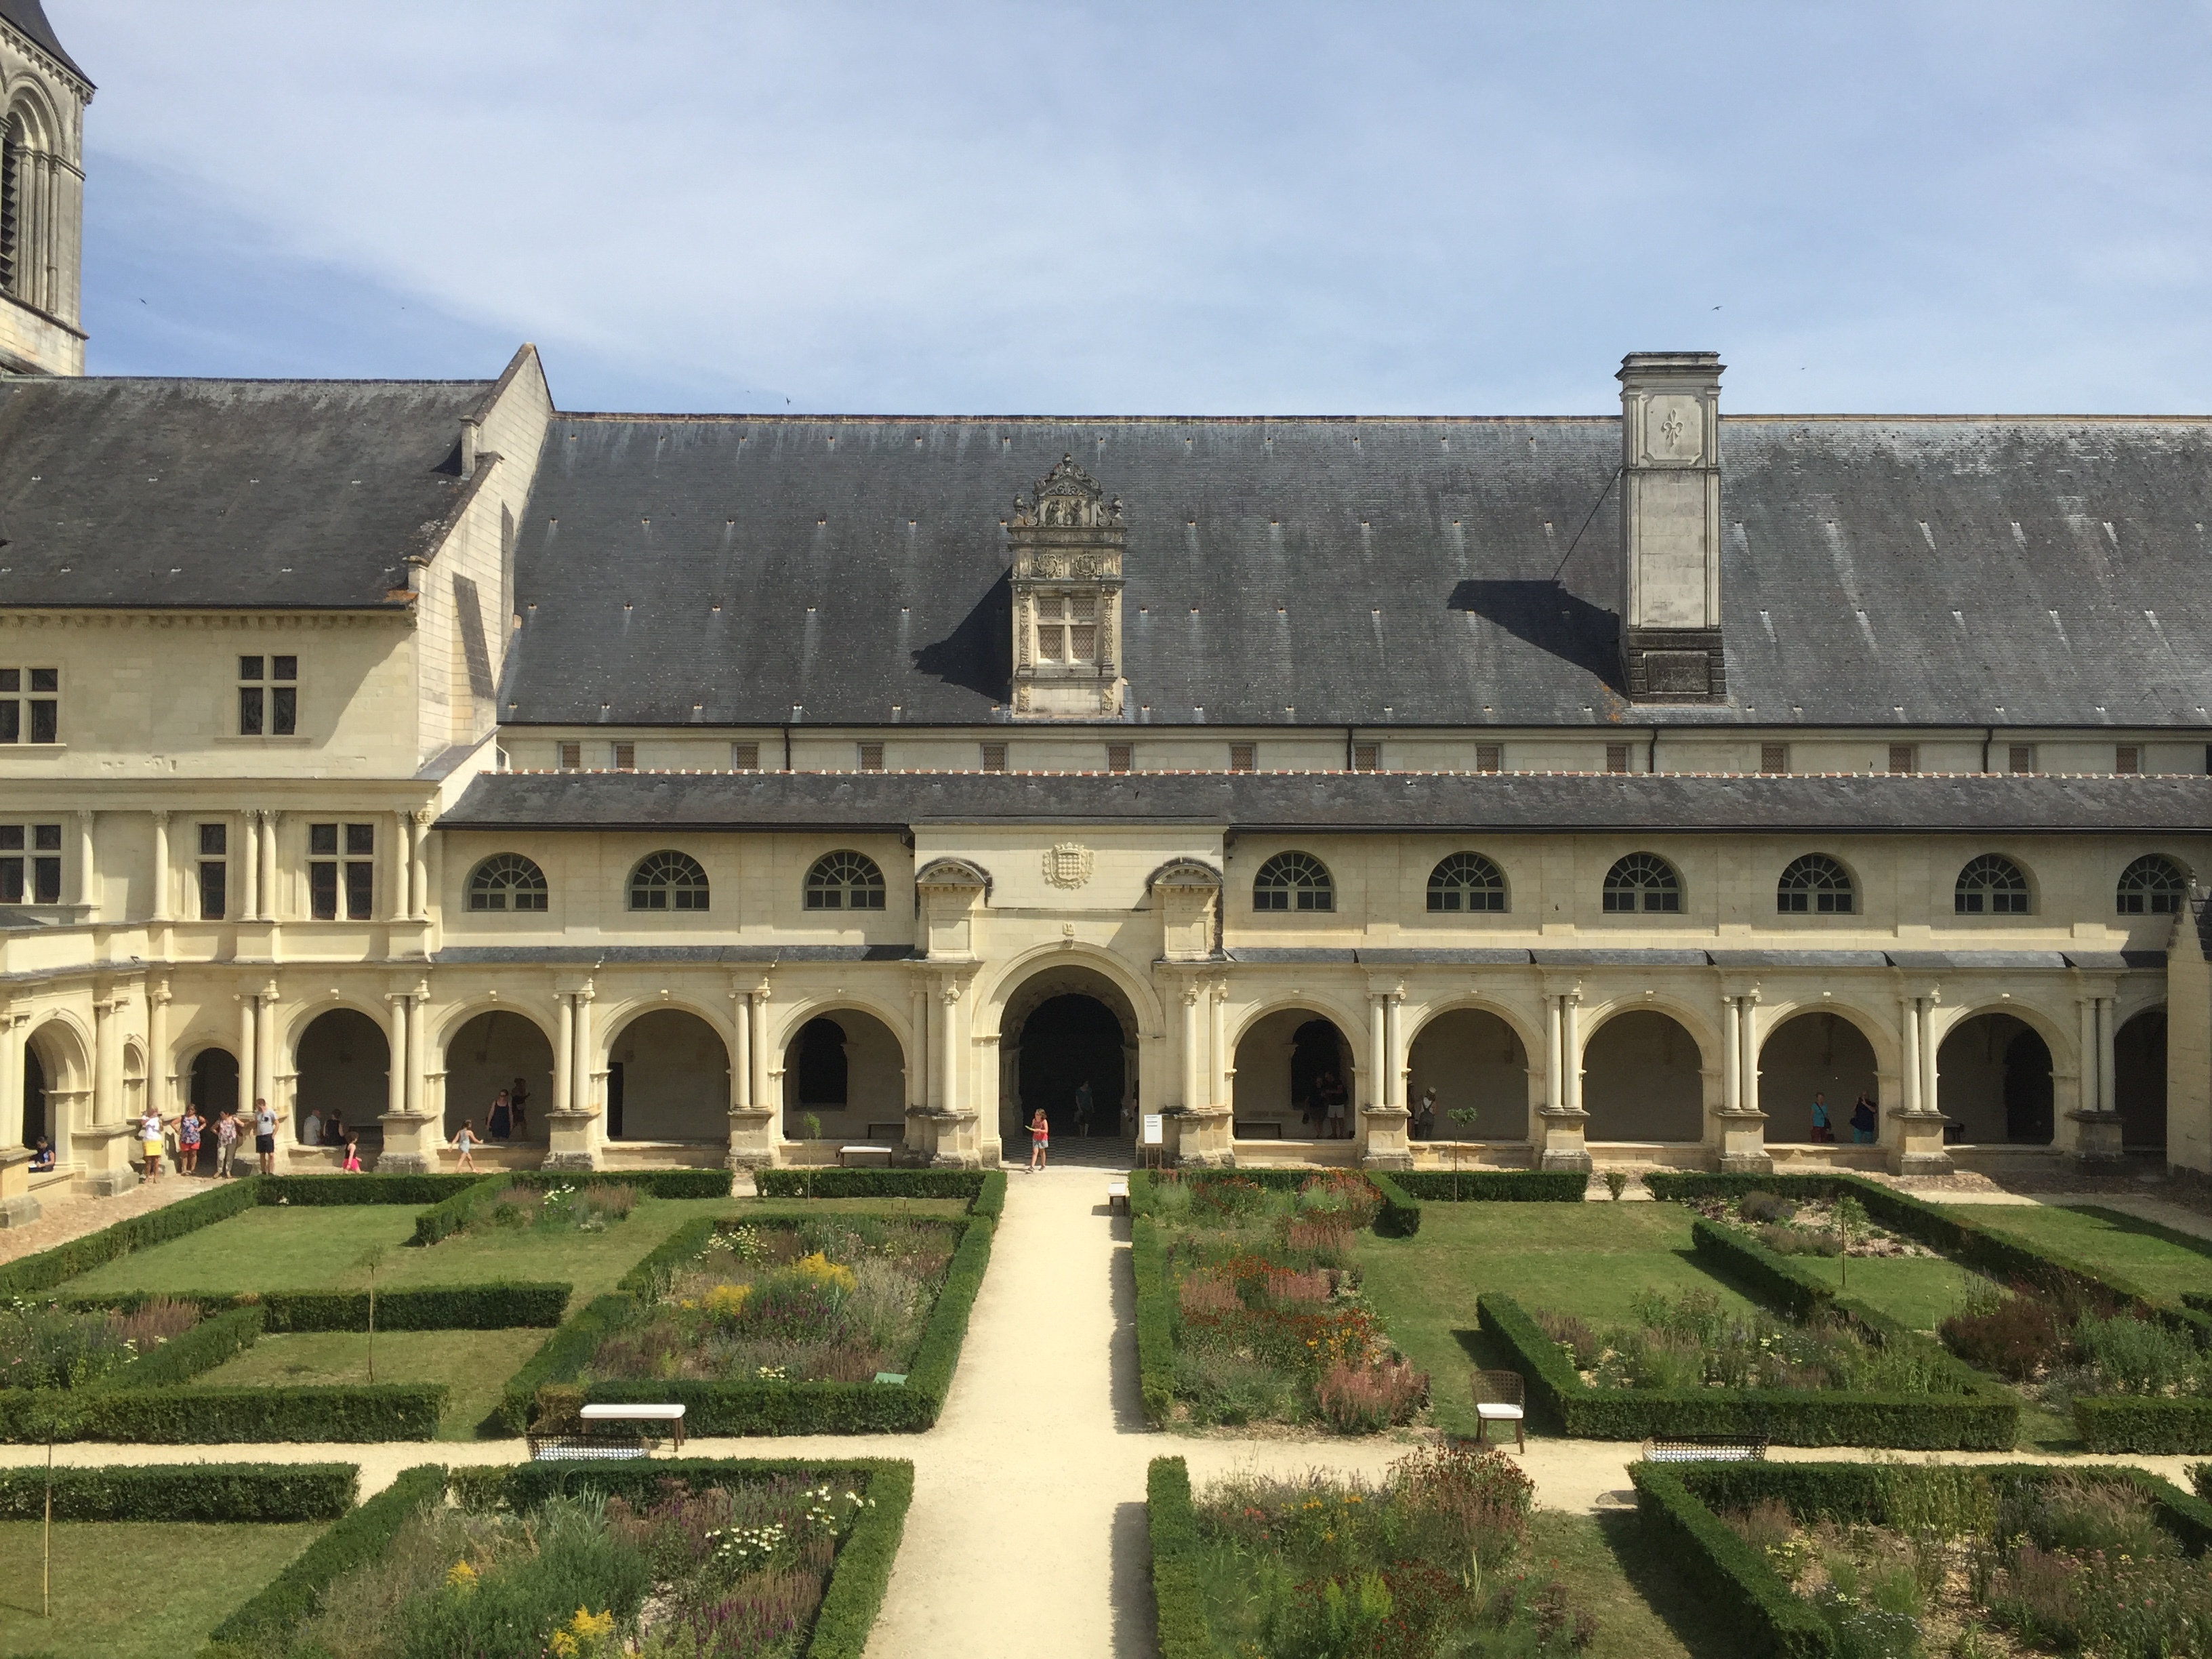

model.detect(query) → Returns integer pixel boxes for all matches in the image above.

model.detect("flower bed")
[1149,1447,1598,1659]
[1686,1187,1938,1263]
[1,1293,204,1389]
[584,1217,954,1387]
[1132,1170,1429,1430]
[1634,1458,2212,1659]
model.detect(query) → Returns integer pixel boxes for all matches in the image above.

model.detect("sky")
[47,1,2212,415]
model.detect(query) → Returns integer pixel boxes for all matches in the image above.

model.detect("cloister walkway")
[2,1168,2208,1656]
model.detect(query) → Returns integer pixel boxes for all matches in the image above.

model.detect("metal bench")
[1470,1368,1525,1450]
[1640,1436,1767,1465]
[527,1402,686,1462]
[1107,1177,1129,1214]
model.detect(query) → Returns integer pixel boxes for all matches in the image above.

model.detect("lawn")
[0,1519,324,1658]
[1354,1201,1760,1438]
[1529,1509,1734,1659]
[194,1328,550,1438]
[1772,1254,1984,1333]
[59,1193,742,1303]
[1933,1202,2212,1304]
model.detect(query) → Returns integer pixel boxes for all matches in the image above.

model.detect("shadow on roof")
[1449,579,1623,693]
[912,569,1012,699]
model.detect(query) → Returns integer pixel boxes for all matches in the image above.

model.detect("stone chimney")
[1617,352,1725,701]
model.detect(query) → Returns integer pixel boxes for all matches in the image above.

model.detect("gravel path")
[3,1170,2209,1656]
[0,1171,209,1266]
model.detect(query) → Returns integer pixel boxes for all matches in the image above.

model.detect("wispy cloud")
[58,0,2212,413]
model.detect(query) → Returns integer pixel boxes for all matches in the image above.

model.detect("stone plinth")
[540,1108,601,1172]
[1535,1104,1592,1173]
[1170,1104,1234,1169]
[1358,1105,1414,1172]
[1887,1109,1954,1176]
[2068,1110,2128,1168]
[725,1106,777,1170]
[1715,1107,1773,1175]
[374,1110,442,1174]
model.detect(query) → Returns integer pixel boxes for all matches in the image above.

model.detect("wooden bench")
[1107,1177,1129,1214]
[838,1144,894,1168]
[1640,1437,1766,1465]
[526,1402,686,1461]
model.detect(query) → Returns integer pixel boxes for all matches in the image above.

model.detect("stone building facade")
[1,5,2209,1220]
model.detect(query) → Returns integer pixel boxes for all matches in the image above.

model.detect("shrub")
[754,1168,987,1203]
[66,1282,571,1332]
[52,1382,447,1443]
[2074,1396,2212,1454]
[257,1173,485,1206]
[1941,1289,2062,1381]
[2070,1311,2205,1396]
[1741,1190,1799,1224]
[1758,1223,1843,1258]
[407,1173,509,1245]
[99,1303,262,1389]
[1190,1174,1272,1221]
[1315,1356,1428,1431]
[1148,1458,1212,1659]
[0,1459,355,1522]
[1536,1309,1601,1370]
[1389,1170,1586,1203]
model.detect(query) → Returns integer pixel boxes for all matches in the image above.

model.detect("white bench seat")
[838,1144,894,1168]
[577,1401,687,1452]
[1107,1178,1129,1214]
[1474,1401,1524,1421]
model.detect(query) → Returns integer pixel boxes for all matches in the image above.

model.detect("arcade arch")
[443,1010,556,1143]
[1582,1010,1703,1142]
[997,965,1139,1147]
[1233,1008,1357,1140]
[187,1045,241,1125]
[1937,1011,2055,1145]
[605,1008,729,1142]
[1405,1008,1530,1141]
[23,1021,87,1158]
[782,1008,905,1141]
[292,1008,389,1143]
[1758,1011,1880,1145]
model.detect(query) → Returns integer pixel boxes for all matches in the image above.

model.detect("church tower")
[1617,351,1725,701]
[0,0,91,376]
[1008,454,1126,719]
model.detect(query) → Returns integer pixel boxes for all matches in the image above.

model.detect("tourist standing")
[1809,1092,1832,1144]
[302,1108,324,1147]
[139,1105,166,1181]
[253,1097,279,1174]
[214,1107,240,1177]
[509,1077,531,1140]
[1850,1094,1877,1145]
[1324,1072,1350,1139]
[1414,1088,1437,1141]
[452,1119,479,1172]
[488,1090,512,1140]
[1073,1080,1093,1139]
[178,1105,203,1176]
[1027,1108,1050,1172]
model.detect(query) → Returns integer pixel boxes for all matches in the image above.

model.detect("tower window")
[468,853,550,912]
[805,850,887,911]
[1352,742,1380,773]
[1776,853,1855,914]
[858,743,885,772]
[1887,743,1917,775]
[197,822,228,920]
[2115,745,2142,775]
[309,822,376,920]
[1475,743,1502,773]
[1036,593,1098,664]
[1229,743,1257,773]
[629,851,710,912]
[1106,743,1132,774]
[1605,744,1631,774]
[611,742,635,771]
[238,655,297,736]
[0,667,58,744]
[731,743,759,771]
[558,743,581,770]
[1427,852,1507,913]
[1759,743,1788,774]
[2008,744,2034,774]
[0,821,61,905]
[1602,852,1681,913]
[1253,851,1332,912]
[980,743,1007,773]
[2116,854,2187,916]
[1954,853,2031,915]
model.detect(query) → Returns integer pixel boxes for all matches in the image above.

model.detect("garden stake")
[1448,1107,1480,1199]
[43,1432,52,1618]
[358,1243,388,1383]
[802,1113,822,1199]
[1833,1193,1866,1292]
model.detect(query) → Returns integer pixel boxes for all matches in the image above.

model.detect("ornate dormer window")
[1008,454,1126,718]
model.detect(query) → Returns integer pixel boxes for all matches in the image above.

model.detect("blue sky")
[56,1,2212,415]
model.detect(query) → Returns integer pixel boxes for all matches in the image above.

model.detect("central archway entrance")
[998,966,1139,1153]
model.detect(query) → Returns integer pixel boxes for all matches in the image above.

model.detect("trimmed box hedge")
[201,1461,447,1657]
[2076,1395,2212,1454]
[1147,1456,1214,1659]
[407,1172,510,1244]
[0,1458,357,1522]
[38,1382,446,1443]
[497,1204,998,1437]
[1477,1288,2018,1448]
[1368,1171,1421,1236]
[259,1172,485,1206]
[0,1174,260,1297]
[1631,1457,2212,1659]
[1132,1214,1177,1426]
[1390,1169,1589,1203]
[754,1167,997,1204]
[64,1282,572,1331]
[447,1458,911,1659]
[100,1303,266,1389]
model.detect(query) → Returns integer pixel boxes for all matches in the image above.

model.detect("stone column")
[256,811,279,922]
[409,810,433,921]
[389,813,413,922]
[1181,985,1204,1113]
[905,975,932,1159]
[73,991,134,1194]
[240,813,260,924]
[1536,987,1592,1171]
[1715,993,1771,1172]
[403,987,425,1120]
[1889,990,1952,1174]
[75,811,96,913]
[552,994,573,1124]
[0,1012,35,1225]
[240,996,259,1107]
[914,978,981,1168]
[150,811,171,924]
[1361,986,1413,1172]
[544,987,598,1172]
[750,987,771,1114]
[726,984,775,1170]
[1210,982,1229,1109]
[255,983,279,1117]
[146,981,171,1115]
[377,989,434,1172]
[2070,991,2126,1166]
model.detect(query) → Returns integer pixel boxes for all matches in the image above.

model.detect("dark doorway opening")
[21,1046,45,1150]
[190,1048,240,1120]
[607,1063,625,1139]
[2116,1009,2167,1154]
[2004,1028,2055,1143]
[1290,1019,1350,1135]
[794,1018,850,1107]
[1015,995,1125,1141]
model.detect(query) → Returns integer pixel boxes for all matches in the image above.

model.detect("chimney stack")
[1617,352,1725,701]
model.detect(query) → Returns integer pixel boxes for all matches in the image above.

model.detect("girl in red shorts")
[1028,1108,1050,1172]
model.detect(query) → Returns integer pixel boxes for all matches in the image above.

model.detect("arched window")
[467,853,549,912]
[804,850,886,911]
[1776,854,1855,915]
[2116,854,2188,916]
[629,851,710,912]
[1602,853,1681,914]
[1427,853,1507,913]
[1954,854,2031,915]
[1254,851,1333,912]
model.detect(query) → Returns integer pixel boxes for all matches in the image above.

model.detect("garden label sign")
[1141,1114,1164,1146]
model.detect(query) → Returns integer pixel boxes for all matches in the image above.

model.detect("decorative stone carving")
[1008,454,1127,720]
[1042,842,1093,889]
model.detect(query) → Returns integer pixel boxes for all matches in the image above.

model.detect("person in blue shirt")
[1810,1092,1832,1143]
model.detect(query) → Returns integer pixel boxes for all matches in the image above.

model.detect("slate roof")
[438,769,2212,836]
[0,0,87,86]
[501,412,2212,730]
[0,377,491,608]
